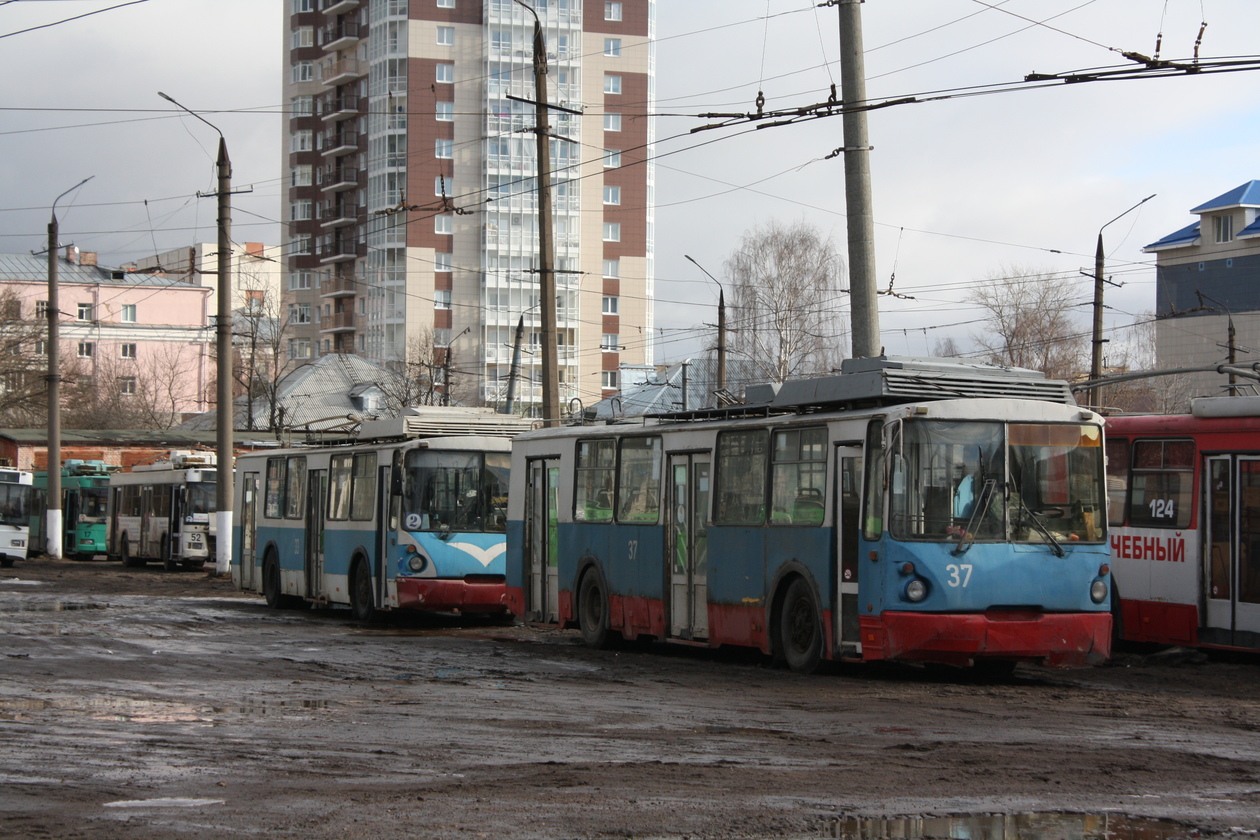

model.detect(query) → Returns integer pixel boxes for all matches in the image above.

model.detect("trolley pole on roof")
[837,0,880,358]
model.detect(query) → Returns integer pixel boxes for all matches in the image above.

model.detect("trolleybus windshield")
[186,481,217,517]
[0,482,31,527]
[890,419,1105,545]
[80,487,108,520]
[405,450,510,533]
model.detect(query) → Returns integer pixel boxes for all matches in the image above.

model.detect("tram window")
[1128,439,1193,529]
[616,436,661,523]
[771,427,827,526]
[575,438,615,522]
[349,453,377,521]
[284,457,307,520]
[1104,437,1130,527]
[328,454,353,521]
[716,429,768,526]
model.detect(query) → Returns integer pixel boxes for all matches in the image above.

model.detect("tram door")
[833,446,863,657]
[668,453,710,640]
[1205,456,1260,647]
[304,470,326,599]
[525,459,560,623]
[239,472,259,590]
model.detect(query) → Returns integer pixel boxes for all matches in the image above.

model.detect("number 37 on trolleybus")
[232,410,532,620]
[506,357,1114,673]
[1105,396,1260,651]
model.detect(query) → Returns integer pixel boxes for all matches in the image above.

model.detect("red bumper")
[396,577,509,615]
[861,610,1112,668]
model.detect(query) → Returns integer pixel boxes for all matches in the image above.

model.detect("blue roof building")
[1142,180,1260,398]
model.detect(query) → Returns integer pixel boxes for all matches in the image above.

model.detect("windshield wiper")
[1018,495,1065,557]
[952,478,996,556]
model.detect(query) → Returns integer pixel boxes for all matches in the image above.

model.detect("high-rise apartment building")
[284,0,654,413]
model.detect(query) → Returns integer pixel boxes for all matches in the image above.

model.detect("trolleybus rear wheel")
[161,536,177,572]
[780,577,823,673]
[262,552,284,609]
[349,558,377,623]
[120,536,144,568]
[578,568,612,649]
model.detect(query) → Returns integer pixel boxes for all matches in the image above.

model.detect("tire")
[972,659,1018,680]
[349,558,377,623]
[161,536,177,572]
[578,567,613,649]
[262,553,284,609]
[120,536,145,568]
[0,555,13,569]
[779,577,823,674]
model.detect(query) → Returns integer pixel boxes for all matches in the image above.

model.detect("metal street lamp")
[685,255,727,393]
[159,91,234,575]
[1090,194,1155,409]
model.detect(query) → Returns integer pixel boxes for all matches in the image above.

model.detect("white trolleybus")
[232,409,533,620]
[107,451,217,570]
[507,357,1114,674]
[0,468,34,567]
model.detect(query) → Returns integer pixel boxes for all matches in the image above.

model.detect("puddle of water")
[825,812,1198,840]
[103,798,225,809]
[8,601,107,612]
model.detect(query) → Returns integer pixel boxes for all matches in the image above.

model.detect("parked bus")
[107,451,217,570]
[506,357,1114,673]
[0,468,34,567]
[31,460,118,561]
[1105,396,1260,652]
[233,409,533,620]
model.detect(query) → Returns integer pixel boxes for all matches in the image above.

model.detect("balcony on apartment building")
[320,56,364,86]
[319,0,359,14]
[320,20,361,52]
[319,309,357,333]
[319,200,360,229]
[320,128,358,157]
[319,233,359,264]
[320,273,358,299]
[320,164,358,192]
[319,93,359,122]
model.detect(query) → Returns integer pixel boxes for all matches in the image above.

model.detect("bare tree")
[0,289,55,426]
[1099,313,1195,414]
[379,328,441,414]
[968,265,1088,381]
[723,219,848,382]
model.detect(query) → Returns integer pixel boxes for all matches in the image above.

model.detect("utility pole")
[503,313,527,415]
[837,0,880,358]
[517,0,561,427]
[684,254,726,393]
[1091,194,1155,409]
[160,92,233,575]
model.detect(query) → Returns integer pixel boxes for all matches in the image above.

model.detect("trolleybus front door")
[305,470,326,600]
[668,453,710,640]
[833,446,863,658]
[525,458,560,623]
[1206,456,1260,648]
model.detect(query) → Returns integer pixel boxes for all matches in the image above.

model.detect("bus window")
[328,454,353,520]
[284,457,307,520]
[715,429,767,526]
[349,453,377,521]
[616,437,661,523]
[771,427,827,526]
[483,452,509,532]
[265,458,286,519]
[1128,439,1194,529]
[1104,436,1130,527]
[575,439,615,522]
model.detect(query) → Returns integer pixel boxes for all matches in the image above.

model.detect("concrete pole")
[503,313,526,415]
[1090,234,1105,410]
[45,216,62,559]
[838,0,880,358]
[717,288,727,392]
[214,137,233,575]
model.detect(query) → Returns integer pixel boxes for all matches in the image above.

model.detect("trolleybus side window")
[1104,436,1130,527]
[1128,438,1194,529]
[616,436,661,523]
[264,458,285,519]
[484,452,510,532]
[328,454,352,520]
[715,429,767,526]
[328,453,377,521]
[284,457,307,520]
[150,485,171,520]
[770,427,827,526]
[863,420,885,539]
[575,438,615,522]
[121,485,142,517]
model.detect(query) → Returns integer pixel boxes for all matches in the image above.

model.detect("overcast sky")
[2,0,1258,364]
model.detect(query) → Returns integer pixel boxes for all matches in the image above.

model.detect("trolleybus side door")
[239,471,259,591]
[304,469,326,599]
[378,460,393,609]
[668,453,710,640]
[1206,455,1260,648]
[525,458,560,623]
[834,445,863,657]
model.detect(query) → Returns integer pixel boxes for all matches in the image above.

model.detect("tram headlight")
[1090,579,1108,604]
[408,554,427,573]
[904,579,928,603]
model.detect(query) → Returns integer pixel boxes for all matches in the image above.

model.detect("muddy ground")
[3,558,1260,840]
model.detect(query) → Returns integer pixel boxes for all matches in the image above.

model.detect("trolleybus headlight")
[904,579,928,603]
[408,554,427,573]
[1090,580,1108,604]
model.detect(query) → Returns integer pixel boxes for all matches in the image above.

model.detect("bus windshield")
[889,419,1105,545]
[404,450,509,533]
[187,482,217,516]
[80,487,108,520]
[0,483,31,527]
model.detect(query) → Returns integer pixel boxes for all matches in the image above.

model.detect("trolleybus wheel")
[120,536,144,568]
[780,577,823,674]
[263,552,284,609]
[161,536,177,572]
[578,567,612,649]
[0,556,13,568]
[349,558,377,623]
